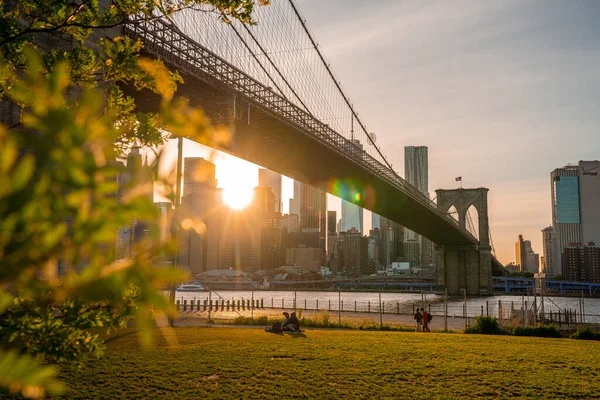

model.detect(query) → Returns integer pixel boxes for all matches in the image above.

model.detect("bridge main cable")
[287,0,400,179]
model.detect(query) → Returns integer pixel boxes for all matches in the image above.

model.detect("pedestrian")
[414,308,422,332]
[421,307,430,332]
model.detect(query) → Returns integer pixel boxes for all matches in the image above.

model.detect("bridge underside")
[124,73,474,247]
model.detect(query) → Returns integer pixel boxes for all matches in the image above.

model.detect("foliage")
[0,0,267,151]
[570,327,600,341]
[512,324,563,338]
[465,316,509,335]
[0,0,270,397]
[508,272,534,278]
[0,49,208,397]
[55,327,600,399]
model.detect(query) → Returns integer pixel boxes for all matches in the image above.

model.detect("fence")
[171,290,600,331]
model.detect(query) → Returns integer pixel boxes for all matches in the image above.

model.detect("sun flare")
[222,186,254,209]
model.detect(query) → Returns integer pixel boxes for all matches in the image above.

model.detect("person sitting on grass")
[282,312,297,332]
[289,312,304,332]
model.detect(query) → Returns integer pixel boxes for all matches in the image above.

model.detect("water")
[174,290,600,324]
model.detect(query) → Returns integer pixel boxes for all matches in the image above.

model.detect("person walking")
[414,308,422,332]
[421,307,431,332]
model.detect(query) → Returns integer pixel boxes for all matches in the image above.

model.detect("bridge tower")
[435,188,492,295]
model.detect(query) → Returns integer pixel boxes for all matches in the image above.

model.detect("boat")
[176,283,205,292]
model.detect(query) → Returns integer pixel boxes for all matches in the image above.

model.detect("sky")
[159,0,600,265]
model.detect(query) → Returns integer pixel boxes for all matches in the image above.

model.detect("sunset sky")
[161,0,600,265]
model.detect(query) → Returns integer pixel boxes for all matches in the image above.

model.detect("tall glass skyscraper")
[404,146,429,195]
[341,199,363,234]
[404,146,434,265]
[551,161,600,275]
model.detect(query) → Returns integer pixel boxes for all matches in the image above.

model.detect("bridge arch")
[466,204,479,241]
[434,188,489,247]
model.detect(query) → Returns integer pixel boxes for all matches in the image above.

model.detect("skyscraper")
[404,146,428,195]
[515,234,539,273]
[341,199,363,234]
[327,210,337,235]
[515,234,526,272]
[372,213,381,230]
[255,187,282,271]
[404,146,433,266]
[183,157,216,195]
[290,180,303,217]
[541,226,556,277]
[340,227,369,277]
[178,157,221,275]
[115,148,154,259]
[258,169,282,213]
[299,181,327,262]
[551,161,600,275]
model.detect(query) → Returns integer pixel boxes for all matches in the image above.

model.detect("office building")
[515,234,539,273]
[379,217,402,268]
[178,158,221,275]
[285,246,322,272]
[340,228,369,277]
[258,169,282,213]
[115,148,154,259]
[327,210,337,235]
[282,213,300,233]
[368,228,381,271]
[515,234,526,272]
[541,226,556,277]
[405,146,429,195]
[404,145,433,265]
[403,239,421,267]
[183,157,217,195]
[298,181,327,262]
[290,180,303,217]
[562,243,600,283]
[372,213,381,230]
[341,199,363,234]
[551,161,600,274]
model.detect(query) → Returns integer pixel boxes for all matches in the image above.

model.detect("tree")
[0,0,266,397]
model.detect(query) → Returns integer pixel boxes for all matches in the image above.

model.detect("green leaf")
[0,350,65,398]
[11,154,35,191]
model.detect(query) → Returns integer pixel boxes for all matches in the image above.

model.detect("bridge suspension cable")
[286,0,400,178]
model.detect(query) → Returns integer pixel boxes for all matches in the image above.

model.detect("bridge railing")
[123,16,476,242]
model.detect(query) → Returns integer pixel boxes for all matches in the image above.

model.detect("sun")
[222,186,254,209]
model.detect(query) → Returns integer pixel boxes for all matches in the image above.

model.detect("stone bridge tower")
[435,188,492,295]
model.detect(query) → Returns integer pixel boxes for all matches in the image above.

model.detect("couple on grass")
[414,307,432,332]
[282,311,303,332]
[265,311,303,333]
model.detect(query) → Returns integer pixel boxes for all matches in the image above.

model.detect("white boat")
[176,283,205,292]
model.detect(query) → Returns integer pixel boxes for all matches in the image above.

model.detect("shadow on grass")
[284,332,307,339]
[103,328,138,344]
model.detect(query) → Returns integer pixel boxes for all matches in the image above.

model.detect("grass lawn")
[57,327,600,399]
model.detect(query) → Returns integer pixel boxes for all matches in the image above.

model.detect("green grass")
[57,327,600,399]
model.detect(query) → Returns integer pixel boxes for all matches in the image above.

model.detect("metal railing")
[123,16,477,243]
